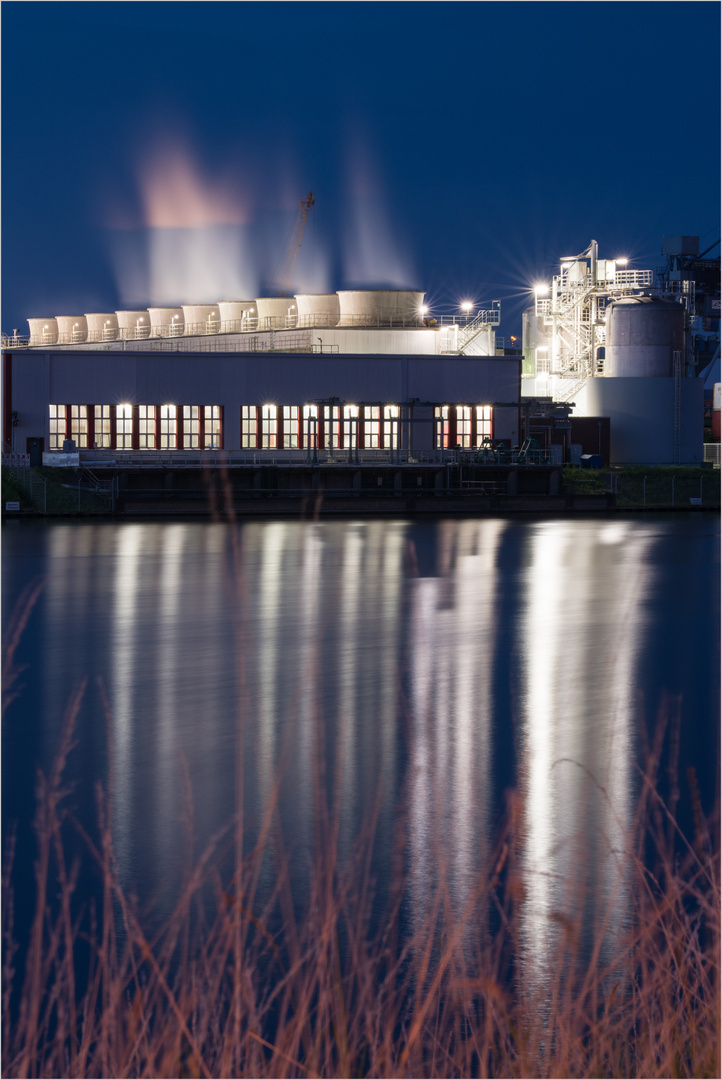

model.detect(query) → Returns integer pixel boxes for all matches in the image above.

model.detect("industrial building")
[521,239,717,464]
[2,290,522,464]
[2,235,717,472]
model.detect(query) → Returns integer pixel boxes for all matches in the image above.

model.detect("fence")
[605,472,720,509]
[3,465,47,512]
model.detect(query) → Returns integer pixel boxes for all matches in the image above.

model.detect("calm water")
[2,514,720,973]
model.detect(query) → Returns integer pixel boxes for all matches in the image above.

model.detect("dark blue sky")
[2,1,719,336]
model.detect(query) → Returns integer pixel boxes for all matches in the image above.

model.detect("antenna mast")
[275,191,315,297]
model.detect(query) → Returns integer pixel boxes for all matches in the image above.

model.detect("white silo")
[85,313,119,342]
[116,310,151,339]
[181,305,221,335]
[255,298,297,330]
[27,318,58,346]
[336,290,425,327]
[148,307,184,338]
[217,301,257,331]
[55,315,88,344]
[605,296,685,377]
[294,294,340,328]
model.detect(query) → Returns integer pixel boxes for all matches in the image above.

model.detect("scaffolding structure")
[534,240,652,401]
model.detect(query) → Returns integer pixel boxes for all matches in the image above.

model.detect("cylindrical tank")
[116,310,151,339]
[255,298,297,330]
[605,296,685,377]
[521,305,553,376]
[147,307,184,338]
[336,290,425,327]
[85,313,119,342]
[27,317,58,346]
[55,315,88,344]
[182,304,221,335]
[217,301,257,331]
[294,294,340,328]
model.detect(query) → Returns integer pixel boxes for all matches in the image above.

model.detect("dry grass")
[2,559,720,1080]
[2,677,719,1080]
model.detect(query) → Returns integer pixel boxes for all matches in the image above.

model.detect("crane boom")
[275,191,315,298]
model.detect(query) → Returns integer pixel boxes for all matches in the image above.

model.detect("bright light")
[534,284,548,295]
[616,258,628,265]
[537,345,548,352]
[461,301,473,312]
[420,304,428,315]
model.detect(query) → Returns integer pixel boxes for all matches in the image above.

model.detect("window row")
[47,404,493,451]
[49,405,222,450]
[241,405,402,450]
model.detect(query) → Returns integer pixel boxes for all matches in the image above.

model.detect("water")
[2,514,719,978]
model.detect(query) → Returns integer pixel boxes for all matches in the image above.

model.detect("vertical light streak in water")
[152,524,186,885]
[110,525,143,887]
[409,521,504,939]
[337,525,364,858]
[375,522,405,851]
[255,523,286,817]
[295,523,322,866]
[519,521,655,994]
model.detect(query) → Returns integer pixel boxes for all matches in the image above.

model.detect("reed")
[2,678,719,1079]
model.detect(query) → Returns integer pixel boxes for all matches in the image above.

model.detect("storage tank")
[336,290,425,327]
[255,298,297,330]
[55,315,87,344]
[27,317,58,346]
[294,294,340,328]
[116,310,151,339]
[521,305,553,377]
[147,307,184,338]
[217,301,257,331]
[182,304,220,335]
[85,313,119,342]
[605,296,685,377]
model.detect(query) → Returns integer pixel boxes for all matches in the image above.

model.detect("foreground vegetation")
[562,465,720,509]
[2,582,719,1079]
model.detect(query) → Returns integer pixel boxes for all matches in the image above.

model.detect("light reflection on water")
[3,516,719,980]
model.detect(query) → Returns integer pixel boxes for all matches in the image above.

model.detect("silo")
[255,298,297,330]
[217,301,257,331]
[521,305,553,376]
[85,313,119,342]
[295,294,340,328]
[336,290,425,327]
[605,296,685,377]
[55,315,88,345]
[116,310,151,339]
[27,317,58,346]
[148,307,184,338]
[182,305,221,335]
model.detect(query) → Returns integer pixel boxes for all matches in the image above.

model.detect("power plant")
[2,233,719,475]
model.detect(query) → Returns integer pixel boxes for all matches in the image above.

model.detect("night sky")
[2,1,719,337]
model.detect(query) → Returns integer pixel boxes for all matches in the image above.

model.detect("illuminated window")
[49,405,66,449]
[160,406,176,449]
[94,405,111,448]
[475,406,493,444]
[343,405,359,449]
[282,406,299,448]
[241,406,257,448]
[204,405,221,449]
[323,405,341,449]
[364,405,380,448]
[303,405,317,448]
[70,405,87,448]
[182,405,200,449]
[261,405,277,449]
[138,406,156,449]
[434,406,449,449]
[384,405,400,449]
[456,406,471,448]
[116,404,133,449]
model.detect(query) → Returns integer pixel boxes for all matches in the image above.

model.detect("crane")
[275,191,315,298]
